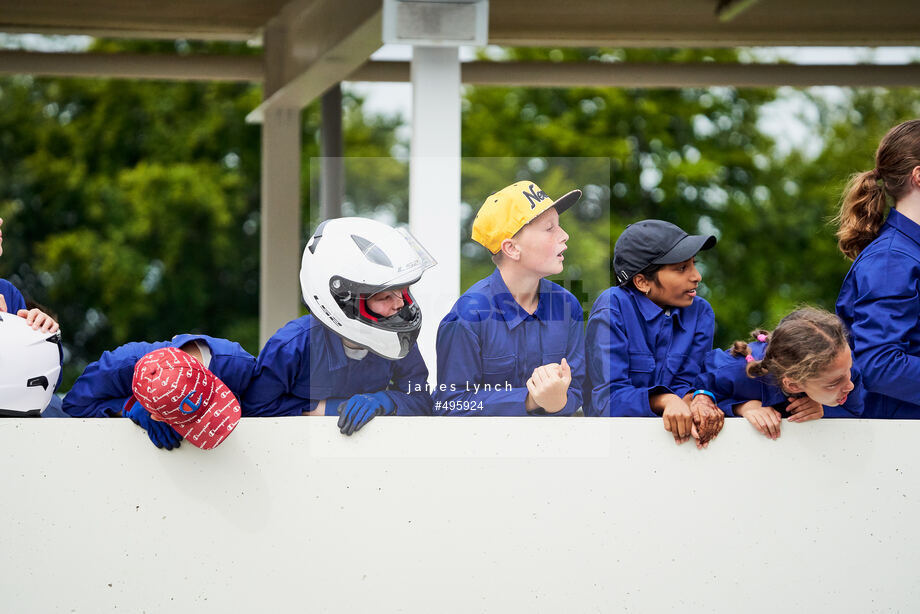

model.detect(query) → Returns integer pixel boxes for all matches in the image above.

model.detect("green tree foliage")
[0,40,402,386]
[462,49,920,347]
[461,48,782,345]
[776,87,920,323]
[2,38,915,389]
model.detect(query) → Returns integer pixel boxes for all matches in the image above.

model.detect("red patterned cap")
[132,347,240,450]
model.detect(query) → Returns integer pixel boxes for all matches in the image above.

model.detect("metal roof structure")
[1,0,918,357]
[2,0,919,45]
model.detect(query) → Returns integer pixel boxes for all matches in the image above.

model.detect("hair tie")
[745,354,754,363]
[756,334,767,342]
[869,168,885,189]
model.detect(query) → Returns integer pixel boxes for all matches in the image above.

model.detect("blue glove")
[337,391,396,436]
[124,399,183,450]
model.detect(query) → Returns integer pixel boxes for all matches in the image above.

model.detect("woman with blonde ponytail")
[836,119,920,419]
[694,308,864,439]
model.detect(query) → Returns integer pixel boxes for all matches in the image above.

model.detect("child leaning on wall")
[63,334,255,450]
[694,307,864,440]
[433,181,586,416]
[836,119,920,419]
[584,219,723,448]
[243,217,434,434]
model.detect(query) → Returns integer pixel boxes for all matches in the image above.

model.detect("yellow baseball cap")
[471,181,582,254]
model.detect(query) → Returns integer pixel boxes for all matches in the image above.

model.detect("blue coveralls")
[694,342,864,417]
[63,334,255,418]
[433,268,585,416]
[0,279,27,314]
[243,315,432,417]
[584,285,714,417]
[837,209,920,419]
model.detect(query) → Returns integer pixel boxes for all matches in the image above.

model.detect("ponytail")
[730,328,772,377]
[836,119,920,260]
[745,358,770,379]
[729,329,771,358]
[836,170,889,260]
[743,307,848,387]
[729,340,750,358]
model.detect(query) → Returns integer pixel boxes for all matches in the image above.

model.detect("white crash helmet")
[300,217,436,359]
[0,313,63,416]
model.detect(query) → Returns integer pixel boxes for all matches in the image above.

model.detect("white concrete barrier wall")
[2,417,918,612]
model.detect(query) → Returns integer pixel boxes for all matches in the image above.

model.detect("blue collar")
[316,321,349,371]
[170,333,210,353]
[488,268,550,331]
[885,208,920,249]
[625,286,687,330]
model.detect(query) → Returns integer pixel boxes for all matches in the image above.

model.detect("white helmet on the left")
[0,313,63,416]
[300,217,436,360]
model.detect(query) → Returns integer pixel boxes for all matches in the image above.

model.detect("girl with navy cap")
[836,119,920,419]
[585,220,723,447]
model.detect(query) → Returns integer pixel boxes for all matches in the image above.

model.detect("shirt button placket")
[656,314,674,381]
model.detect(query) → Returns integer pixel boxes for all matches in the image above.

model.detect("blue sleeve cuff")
[692,390,717,402]
[323,398,348,416]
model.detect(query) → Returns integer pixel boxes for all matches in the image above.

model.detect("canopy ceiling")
[1,0,917,47]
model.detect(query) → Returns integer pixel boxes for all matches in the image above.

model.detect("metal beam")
[246,0,382,123]
[349,60,920,88]
[0,0,291,41]
[3,52,918,89]
[0,24,260,41]
[409,47,461,387]
[487,0,920,48]
[320,84,344,221]
[0,50,262,81]
[0,0,918,48]
[259,106,303,348]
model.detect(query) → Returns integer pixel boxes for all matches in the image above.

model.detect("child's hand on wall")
[735,400,782,439]
[787,397,823,422]
[655,394,693,445]
[690,395,724,448]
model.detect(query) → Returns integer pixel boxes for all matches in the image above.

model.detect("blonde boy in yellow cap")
[433,181,586,415]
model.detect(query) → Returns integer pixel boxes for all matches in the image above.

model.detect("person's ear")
[633,274,651,295]
[782,377,805,394]
[911,165,920,190]
[500,238,520,261]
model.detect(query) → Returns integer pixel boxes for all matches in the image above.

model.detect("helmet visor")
[332,226,437,297]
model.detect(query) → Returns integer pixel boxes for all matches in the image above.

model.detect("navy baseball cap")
[613,220,716,286]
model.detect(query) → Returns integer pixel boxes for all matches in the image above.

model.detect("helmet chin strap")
[342,338,366,350]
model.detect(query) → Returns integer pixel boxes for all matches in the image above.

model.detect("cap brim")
[652,234,717,265]
[162,376,241,450]
[551,189,581,215]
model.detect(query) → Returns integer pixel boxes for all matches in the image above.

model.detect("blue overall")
[585,285,714,417]
[434,268,585,416]
[837,209,920,418]
[243,315,432,417]
[694,342,864,417]
[63,334,255,418]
